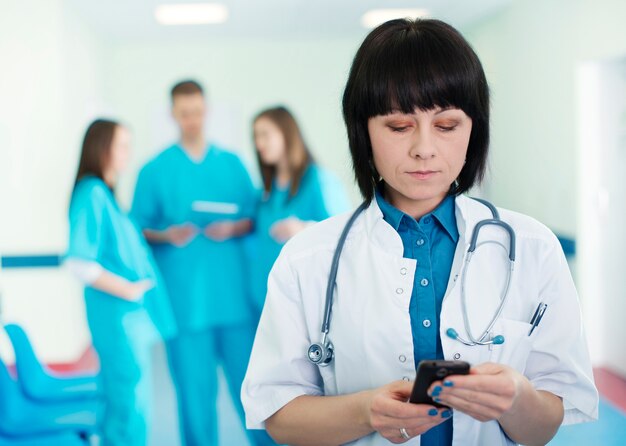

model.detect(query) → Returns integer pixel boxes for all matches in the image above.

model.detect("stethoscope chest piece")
[307,341,334,367]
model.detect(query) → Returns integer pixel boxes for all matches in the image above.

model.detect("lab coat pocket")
[489,318,533,374]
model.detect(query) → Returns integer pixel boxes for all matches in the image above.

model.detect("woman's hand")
[270,218,308,243]
[427,362,522,422]
[427,362,563,444]
[123,279,154,302]
[366,380,450,443]
[428,363,528,421]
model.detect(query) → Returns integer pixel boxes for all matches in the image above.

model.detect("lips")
[408,170,438,180]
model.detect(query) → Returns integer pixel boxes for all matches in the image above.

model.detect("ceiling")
[64,0,515,43]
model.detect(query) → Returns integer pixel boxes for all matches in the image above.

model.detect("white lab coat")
[242,195,598,446]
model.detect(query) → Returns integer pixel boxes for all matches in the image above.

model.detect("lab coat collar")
[362,194,493,252]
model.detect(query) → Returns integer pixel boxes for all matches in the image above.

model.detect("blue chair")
[3,324,100,403]
[0,353,98,439]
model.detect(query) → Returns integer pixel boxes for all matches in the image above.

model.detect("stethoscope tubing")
[309,196,515,365]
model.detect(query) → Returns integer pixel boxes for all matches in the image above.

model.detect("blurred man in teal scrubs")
[132,81,273,446]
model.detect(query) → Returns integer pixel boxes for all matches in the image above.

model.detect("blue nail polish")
[433,397,441,403]
[428,409,438,416]
[431,390,440,397]
[441,410,452,418]
[433,385,442,393]
[443,380,454,387]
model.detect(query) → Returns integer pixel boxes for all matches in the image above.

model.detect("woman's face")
[368,107,472,214]
[254,117,287,166]
[108,125,131,174]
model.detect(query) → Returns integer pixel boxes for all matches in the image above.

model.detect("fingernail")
[428,409,438,416]
[433,397,441,403]
[431,386,441,397]
[443,380,454,387]
[441,410,452,418]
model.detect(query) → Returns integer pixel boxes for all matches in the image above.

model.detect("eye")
[388,125,411,133]
[437,125,457,132]
[435,121,460,132]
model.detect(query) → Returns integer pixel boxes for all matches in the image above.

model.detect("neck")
[384,186,447,220]
[276,159,291,187]
[181,134,206,157]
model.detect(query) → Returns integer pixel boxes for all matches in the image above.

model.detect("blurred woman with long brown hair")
[66,119,176,445]
[249,106,350,313]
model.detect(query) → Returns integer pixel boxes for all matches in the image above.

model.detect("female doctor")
[241,18,598,446]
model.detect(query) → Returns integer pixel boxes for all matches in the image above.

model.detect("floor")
[151,342,251,446]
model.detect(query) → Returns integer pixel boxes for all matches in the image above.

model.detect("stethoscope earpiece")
[446,328,460,340]
[446,327,505,346]
[492,335,505,345]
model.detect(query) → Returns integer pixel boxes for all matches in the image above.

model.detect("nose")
[409,130,436,160]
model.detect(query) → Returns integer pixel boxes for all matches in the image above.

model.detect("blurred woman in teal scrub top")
[66,119,176,446]
[250,106,350,312]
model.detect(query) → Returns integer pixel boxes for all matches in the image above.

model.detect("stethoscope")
[307,197,516,367]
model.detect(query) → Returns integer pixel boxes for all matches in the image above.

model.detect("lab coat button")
[400,267,407,275]
[396,288,404,295]
[423,319,431,328]
[399,355,407,363]
[453,353,461,360]
[402,376,410,381]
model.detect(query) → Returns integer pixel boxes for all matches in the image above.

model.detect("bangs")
[355,23,484,119]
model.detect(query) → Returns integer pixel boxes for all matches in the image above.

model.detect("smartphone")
[409,360,470,407]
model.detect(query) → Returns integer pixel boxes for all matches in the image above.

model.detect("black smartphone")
[409,360,470,407]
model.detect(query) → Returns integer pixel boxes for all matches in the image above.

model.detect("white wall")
[577,59,626,374]
[464,0,626,371]
[463,0,579,236]
[0,0,104,363]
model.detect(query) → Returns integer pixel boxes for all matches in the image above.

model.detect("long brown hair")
[74,119,119,188]
[253,106,313,198]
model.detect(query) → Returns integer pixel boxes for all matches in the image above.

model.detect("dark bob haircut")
[342,18,490,202]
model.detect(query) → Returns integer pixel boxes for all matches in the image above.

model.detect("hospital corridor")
[1,0,626,445]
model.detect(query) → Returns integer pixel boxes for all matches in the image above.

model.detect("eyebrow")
[434,106,456,115]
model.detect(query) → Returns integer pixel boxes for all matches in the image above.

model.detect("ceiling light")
[361,8,429,29]
[155,3,228,26]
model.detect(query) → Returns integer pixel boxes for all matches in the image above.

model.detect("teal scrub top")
[67,177,177,340]
[131,144,257,332]
[248,164,350,311]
